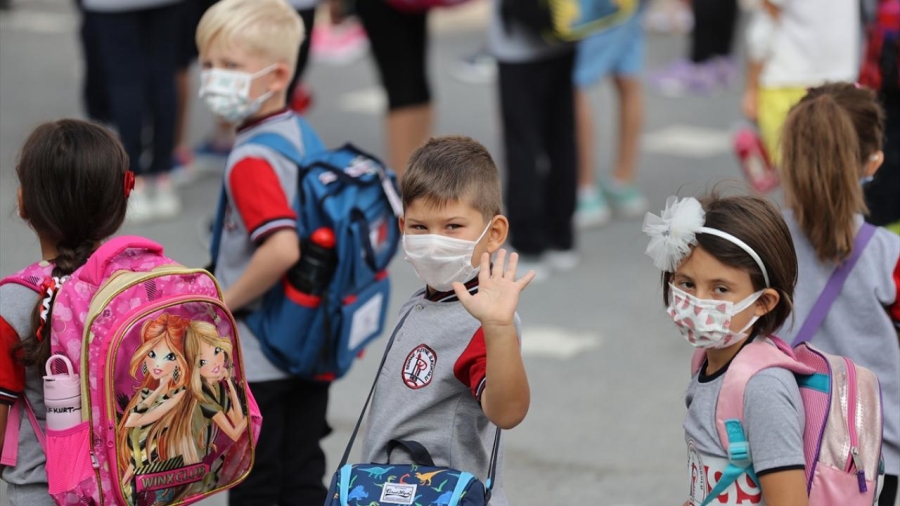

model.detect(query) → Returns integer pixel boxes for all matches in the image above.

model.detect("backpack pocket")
[808,464,877,505]
[45,421,97,497]
[333,274,390,376]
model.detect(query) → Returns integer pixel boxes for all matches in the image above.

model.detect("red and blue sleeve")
[228,157,297,245]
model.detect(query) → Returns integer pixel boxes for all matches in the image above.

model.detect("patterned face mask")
[666,284,764,349]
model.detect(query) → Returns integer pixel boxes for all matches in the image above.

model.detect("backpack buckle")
[728,441,751,466]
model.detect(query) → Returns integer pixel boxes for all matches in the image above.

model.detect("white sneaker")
[153,185,182,221]
[544,249,580,272]
[126,186,155,225]
[575,186,612,230]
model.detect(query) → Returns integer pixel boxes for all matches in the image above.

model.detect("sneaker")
[712,56,738,88]
[515,254,550,284]
[575,186,612,229]
[602,179,648,219]
[311,21,369,66]
[126,186,155,225]
[452,50,497,85]
[153,185,182,221]
[651,59,721,97]
[290,83,314,115]
[544,249,580,272]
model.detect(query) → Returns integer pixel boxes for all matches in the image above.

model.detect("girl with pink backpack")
[0,119,131,505]
[644,192,885,505]
[777,83,900,506]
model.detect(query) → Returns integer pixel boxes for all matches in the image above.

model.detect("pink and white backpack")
[0,236,262,506]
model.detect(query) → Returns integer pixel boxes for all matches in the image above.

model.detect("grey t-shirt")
[778,211,900,475]
[684,343,805,506]
[1,282,55,506]
[362,284,515,505]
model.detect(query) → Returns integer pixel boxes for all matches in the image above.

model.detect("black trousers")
[287,7,317,96]
[90,4,180,177]
[229,378,331,506]
[866,91,900,226]
[498,51,578,256]
[690,0,738,63]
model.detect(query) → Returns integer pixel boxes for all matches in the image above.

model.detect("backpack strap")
[791,223,877,347]
[79,236,164,286]
[1,397,46,467]
[702,337,814,505]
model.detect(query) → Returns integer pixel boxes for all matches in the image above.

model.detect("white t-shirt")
[757,0,860,88]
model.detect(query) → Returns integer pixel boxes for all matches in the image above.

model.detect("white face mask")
[667,284,764,349]
[199,65,276,123]
[402,222,491,292]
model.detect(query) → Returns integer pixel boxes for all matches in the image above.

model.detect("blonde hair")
[196,0,305,74]
[184,320,234,404]
[780,84,885,263]
[118,314,199,473]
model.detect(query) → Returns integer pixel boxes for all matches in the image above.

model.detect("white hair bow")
[642,196,705,272]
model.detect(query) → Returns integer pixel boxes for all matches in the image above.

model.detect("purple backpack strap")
[791,223,878,347]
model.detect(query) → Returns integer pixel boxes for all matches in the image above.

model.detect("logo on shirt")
[402,344,436,389]
[687,439,763,505]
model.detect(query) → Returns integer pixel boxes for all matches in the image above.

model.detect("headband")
[642,196,771,287]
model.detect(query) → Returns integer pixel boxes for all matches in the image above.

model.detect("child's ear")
[17,187,27,220]
[753,288,781,318]
[865,150,884,177]
[398,216,405,233]
[485,215,509,253]
[268,63,292,93]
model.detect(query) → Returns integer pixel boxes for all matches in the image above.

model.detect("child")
[741,0,859,162]
[0,119,131,505]
[488,0,579,279]
[574,7,649,229]
[361,136,535,506]
[777,83,900,506]
[644,193,808,505]
[195,0,330,503]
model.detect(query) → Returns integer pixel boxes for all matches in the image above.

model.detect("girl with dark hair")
[778,83,900,506]
[644,193,809,504]
[0,119,132,505]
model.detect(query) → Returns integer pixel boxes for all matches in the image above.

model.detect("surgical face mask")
[198,65,276,123]
[667,284,764,349]
[403,222,491,292]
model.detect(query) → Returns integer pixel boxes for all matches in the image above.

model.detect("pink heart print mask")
[667,284,764,349]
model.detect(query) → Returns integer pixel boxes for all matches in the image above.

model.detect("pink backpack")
[0,236,262,506]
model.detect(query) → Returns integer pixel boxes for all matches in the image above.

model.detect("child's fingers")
[493,249,507,279]
[477,251,492,283]
[516,269,536,290]
[452,281,473,303]
[505,251,520,280]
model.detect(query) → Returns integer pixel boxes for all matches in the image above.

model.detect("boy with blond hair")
[360,136,534,506]
[196,1,330,503]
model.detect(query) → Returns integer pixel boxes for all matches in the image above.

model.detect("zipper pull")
[90,451,100,470]
[851,447,867,492]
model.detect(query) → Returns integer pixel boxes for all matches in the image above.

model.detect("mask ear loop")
[697,227,770,287]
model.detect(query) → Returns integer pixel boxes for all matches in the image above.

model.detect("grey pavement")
[0,1,756,504]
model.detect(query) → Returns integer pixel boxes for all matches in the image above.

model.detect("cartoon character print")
[117,314,197,504]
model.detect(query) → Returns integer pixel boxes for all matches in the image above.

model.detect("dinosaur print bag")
[325,309,499,506]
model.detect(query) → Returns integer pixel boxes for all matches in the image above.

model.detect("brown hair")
[16,119,130,369]
[402,136,502,221]
[661,193,798,338]
[780,83,885,263]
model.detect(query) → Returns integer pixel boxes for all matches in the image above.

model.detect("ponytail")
[19,240,95,370]
[780,93,867,263]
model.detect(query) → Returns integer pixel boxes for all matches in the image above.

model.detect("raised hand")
[452,249,535,328]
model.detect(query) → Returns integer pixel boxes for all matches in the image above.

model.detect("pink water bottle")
[44,355,81,431]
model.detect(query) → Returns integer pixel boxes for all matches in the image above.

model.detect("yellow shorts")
[757,87,808,164]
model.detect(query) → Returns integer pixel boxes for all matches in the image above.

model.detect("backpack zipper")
[843,357,867,493]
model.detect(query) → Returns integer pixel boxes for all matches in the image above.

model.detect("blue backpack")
[211,121,402,381]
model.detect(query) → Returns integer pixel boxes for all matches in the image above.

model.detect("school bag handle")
[80,236,164,285]
[791,223,877,347]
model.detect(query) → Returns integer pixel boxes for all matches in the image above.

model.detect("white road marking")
[0,9,76,34]
[520,326,602,359]
[642,125,732,158]
[338,87,386,116]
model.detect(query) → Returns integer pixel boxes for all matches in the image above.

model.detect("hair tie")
[123,171,135,198]
[35,276,69,341]
[643,197,771,287]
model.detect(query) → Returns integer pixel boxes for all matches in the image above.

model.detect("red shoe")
[291,84,313,115]
[734,127,779,193]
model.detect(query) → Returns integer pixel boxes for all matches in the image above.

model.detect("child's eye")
[410,225,427,231]
[200,61,212,70]
[713,286,729,294]
[446,224,462,230]
[677,281,695,290]
[165,353,176,361]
